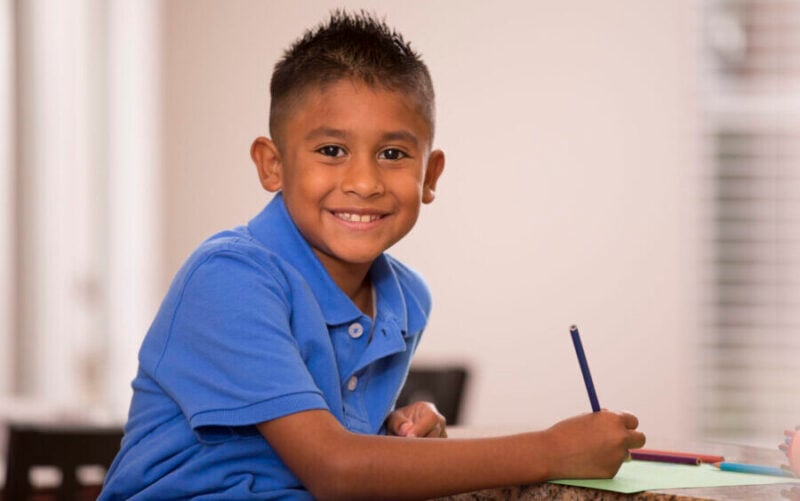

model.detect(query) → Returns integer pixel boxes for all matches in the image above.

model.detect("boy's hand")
[387,401,447,438]
[544,410,646,480]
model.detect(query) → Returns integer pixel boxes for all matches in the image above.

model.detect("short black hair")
[269,10,435,147]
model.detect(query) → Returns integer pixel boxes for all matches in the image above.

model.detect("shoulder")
[141,227,300,372]
[157,227,299,326]
[192,227,275,267]
[178,227,289,288]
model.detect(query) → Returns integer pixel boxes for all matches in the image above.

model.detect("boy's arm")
[257,408,645,501]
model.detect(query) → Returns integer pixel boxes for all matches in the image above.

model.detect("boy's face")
[252,79,444,277]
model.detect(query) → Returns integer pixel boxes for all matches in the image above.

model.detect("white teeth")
[335,212,380,223]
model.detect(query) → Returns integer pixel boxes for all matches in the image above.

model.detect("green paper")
[550,460,800,494]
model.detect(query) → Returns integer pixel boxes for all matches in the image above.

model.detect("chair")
[3,423,123,501]
[396,366,469,425]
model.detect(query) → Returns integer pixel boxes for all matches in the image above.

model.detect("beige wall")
[162,0,701,442]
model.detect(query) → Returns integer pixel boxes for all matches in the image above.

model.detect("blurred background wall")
[161,0,705,443]
[162,0,702,440]
[3,0,797,448]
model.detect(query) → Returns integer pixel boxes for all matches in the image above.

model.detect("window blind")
[701,0,800,444]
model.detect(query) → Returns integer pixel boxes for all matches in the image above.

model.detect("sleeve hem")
[189,391,329,429]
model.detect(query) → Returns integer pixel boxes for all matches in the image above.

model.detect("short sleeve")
[151,248,329,431]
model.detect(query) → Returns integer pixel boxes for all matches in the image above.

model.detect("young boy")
[100,11,645,500]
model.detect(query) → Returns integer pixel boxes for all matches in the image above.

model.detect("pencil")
[630,451,701,465]
[569,325,600,412]
[714,461,796,478]
[630,448,724,464]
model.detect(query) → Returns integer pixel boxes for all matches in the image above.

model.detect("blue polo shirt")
[100,193,431,499]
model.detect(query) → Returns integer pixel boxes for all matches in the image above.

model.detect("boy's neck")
[349,276,374,318]
[316,254,374,316]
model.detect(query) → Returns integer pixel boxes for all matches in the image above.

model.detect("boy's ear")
[422,149,445,204]
[251,136,283,192]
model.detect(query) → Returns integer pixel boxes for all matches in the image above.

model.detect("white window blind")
[701,0,800,444]
[0,0,12,394]
[7,0,161,421]
[0,0,15,395]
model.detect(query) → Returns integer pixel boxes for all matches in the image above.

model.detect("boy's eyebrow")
[304,126,419,146]
[381,130,419,147]
[304,126,347,141]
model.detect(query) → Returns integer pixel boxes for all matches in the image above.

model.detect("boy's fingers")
[414,422,443,438]
[407,415,435,437]
[424,423,447,438]
[386,411,411,436]
[628,430,646,449]
[399,421,415,437]
[409,407,447,438]
[388,402,447,438]
[418,418,442,438]
[619,411,639,430]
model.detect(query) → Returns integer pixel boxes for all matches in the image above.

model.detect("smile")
[333,212,383,223]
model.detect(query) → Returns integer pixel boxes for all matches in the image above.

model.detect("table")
[435,427,798,500]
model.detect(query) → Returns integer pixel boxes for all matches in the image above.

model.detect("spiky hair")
[269,10,435,145]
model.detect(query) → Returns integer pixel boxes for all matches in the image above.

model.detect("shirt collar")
[246,193,410,332]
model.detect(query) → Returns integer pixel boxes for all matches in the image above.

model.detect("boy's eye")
[379,148,407,160]
[317,145,345,157]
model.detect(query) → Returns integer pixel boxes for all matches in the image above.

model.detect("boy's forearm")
[259,410,555,500]
[324,432,554,500]
[260,409,642,500]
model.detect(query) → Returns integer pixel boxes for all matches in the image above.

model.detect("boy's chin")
[339,251,384,266]
[332,240,396,262]
[316,246,384,268]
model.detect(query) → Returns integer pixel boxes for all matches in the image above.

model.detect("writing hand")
[545,410,646,479]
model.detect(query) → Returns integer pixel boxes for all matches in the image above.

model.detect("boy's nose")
[341,157,385,197]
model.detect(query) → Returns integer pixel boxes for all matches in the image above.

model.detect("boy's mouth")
[332,211,383,223]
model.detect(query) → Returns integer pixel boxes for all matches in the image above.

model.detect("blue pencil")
[715,461,796,478]
[569,325,601,412]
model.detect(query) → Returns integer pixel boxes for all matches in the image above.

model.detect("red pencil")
[630,451,701,465]
[630,448,724,464]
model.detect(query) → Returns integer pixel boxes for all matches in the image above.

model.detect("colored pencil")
[629,448,724,464]
[630,451,701,465]
[569,325,600,412]
[714,461,796,478]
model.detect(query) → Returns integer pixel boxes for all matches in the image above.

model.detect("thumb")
[397,420,415,437]
[387,411,415,436]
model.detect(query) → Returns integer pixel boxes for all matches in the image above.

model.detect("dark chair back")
[396,366,469,425]
[3,423,123,501]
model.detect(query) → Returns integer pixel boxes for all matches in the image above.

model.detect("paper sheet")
[550,460,800,494]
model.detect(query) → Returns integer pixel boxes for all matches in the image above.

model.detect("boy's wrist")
[535,428,560,480]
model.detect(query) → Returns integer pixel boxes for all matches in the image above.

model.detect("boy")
[101,11,644,500]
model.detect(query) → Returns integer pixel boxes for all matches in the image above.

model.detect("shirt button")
[347,376,358,391]
[348,322,364,339]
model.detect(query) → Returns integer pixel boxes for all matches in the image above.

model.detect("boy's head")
[269,10,435,150]
[252,11,445,277]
